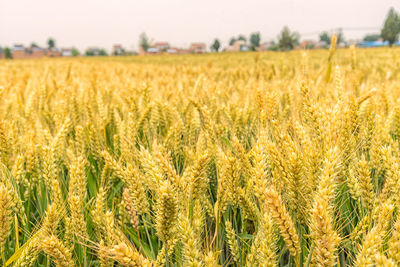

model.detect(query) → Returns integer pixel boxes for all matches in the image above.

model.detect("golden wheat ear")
[0,184,13,263]
[264,186,300,259]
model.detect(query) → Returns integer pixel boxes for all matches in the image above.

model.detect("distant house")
[226,40,249,52]
[146,47,160,54]
[153,42,170,52]
[166,47,178,54]
[31,47,45,58]
[300,40,317,49]
[358,40,400,47]
[140,42,193,55]
[357,37,400,47]
[12,44,26,59]
[112,44,125,55]
[189,43,206,54]
[86,47,101,56]
[259,41,275,51]
[315,41,329,49]
[46,48,62,57]
[141,42,170,55]
[61,48,74,57]
[361,41,388,47]
[7,44,68,59]
[12,44,44,59]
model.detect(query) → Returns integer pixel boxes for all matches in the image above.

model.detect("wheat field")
[0,42,400,266]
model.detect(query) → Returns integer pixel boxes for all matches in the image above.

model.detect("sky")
[1,0,399,52]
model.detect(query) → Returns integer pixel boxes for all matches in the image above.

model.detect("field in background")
[0,48,400,266]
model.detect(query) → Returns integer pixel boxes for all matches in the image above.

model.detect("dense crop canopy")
[0,47,400,266]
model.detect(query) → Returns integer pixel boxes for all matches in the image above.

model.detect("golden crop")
[0,45,400,266]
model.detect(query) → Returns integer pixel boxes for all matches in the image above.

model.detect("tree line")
[210,6,400,52]
[2,7,400,59]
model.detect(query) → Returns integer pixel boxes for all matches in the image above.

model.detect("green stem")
[14,214,19,250]
[26,188,32,236]
[306,246,314,267]
[339,251,346,267]
[233,210,242,267]
[2,250,6,267]
[83,246,87,267]
[289,256,293,267]
[144,215,155,259]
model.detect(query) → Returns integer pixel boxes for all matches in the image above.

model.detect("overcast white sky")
[1,0,399,51]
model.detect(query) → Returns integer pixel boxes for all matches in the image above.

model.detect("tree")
[320,30,344,44]
[381,7,400,46]
[139,32,150,52]
[305,43,315,49]
[85,50,94,56]
[47,38,55,49]
[113,48,126,56]
[210,39,221,52]
[238,35,246,42]
[319,32,331,44]
[229,37,237,46]
[250,32,261,51]
[72,48,79,56]
[363,33,381,42]
[30,42,39,48]
[278,26,300,51]
[4,47,12,59]
[268,44,279,51]
[99,49,108,56]
[336,29,345,44]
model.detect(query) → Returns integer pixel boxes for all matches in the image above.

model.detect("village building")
[166,47,178,54]
[153,42,170,52]
[226,40,249,52]
[45,48,62,57]
[258,41,275,51]
[85,47,102,56]
[31,47,46,58]
[112,44,125,55]
[61,48,74,57]
[12,45,26,59]
[300,39,317,49]
[9,44,63,59]
[189,43,206,53]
